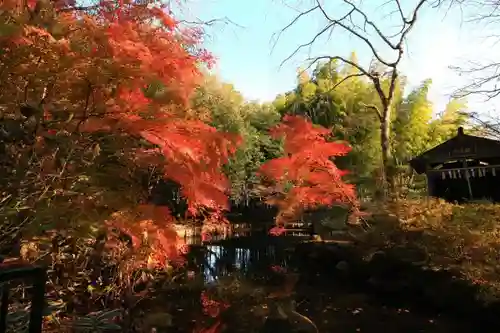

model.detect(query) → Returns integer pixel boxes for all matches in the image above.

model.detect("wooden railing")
[428,164,500,174]
[0,261,47,333]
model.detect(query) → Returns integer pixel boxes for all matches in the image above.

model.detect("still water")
[202,244,292,284]
[177,234,469,333]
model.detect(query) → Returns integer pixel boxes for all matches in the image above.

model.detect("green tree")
[273,58,386,196]
[192,75,284,204]
[393,79,434,162]
[429,98,469,143]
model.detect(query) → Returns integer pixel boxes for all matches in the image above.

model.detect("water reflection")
[234,247,250,270]
[204,245,224,283]
[200,243,291,284]
[178,222,310,284]
[177,223,311,246]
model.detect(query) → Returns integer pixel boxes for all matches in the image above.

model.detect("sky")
[175,0,500,116]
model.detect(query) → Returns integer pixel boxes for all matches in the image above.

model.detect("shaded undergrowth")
[2,198,500,332]
[287,197,500,332]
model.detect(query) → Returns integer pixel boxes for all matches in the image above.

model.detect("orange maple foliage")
[0,0,238,258]
[104,205,187,266]
[259,115,358,229]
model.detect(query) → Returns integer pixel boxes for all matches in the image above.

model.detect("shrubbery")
[361,198,500,302]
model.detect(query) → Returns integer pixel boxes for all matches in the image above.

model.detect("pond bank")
[293,241,499,332]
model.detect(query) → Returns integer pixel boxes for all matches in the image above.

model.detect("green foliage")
[428,98,469,143]
[271,53,470,197]
[393,79,434,161]
[192,75,284,203]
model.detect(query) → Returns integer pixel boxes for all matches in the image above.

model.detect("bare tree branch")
[271,6,324,55]
[279,0,427,113]
[450,59,500,100]
[339,0,399,50]
[279,0,426,84]
[304,55,372,79]
[467,111,500,139]
[330,73,366,91]
[437,0,500,101]
[177,17,245,29]
[394,0,411,24]
[359,102,383,120]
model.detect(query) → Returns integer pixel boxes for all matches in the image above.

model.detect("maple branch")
[75,80,93,132]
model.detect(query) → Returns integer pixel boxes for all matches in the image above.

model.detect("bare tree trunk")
[380,104,392,194]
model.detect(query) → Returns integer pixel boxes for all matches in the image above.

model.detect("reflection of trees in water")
[193,245,320,333]
[202,244,290,283]
[178,224,253,246]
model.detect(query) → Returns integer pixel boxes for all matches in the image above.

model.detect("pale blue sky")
[178,0,500,115]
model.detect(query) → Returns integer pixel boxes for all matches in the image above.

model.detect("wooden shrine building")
[410,127,500,203]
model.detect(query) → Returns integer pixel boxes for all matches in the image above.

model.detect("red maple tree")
[0,0,239,262]
[259,115,358,233]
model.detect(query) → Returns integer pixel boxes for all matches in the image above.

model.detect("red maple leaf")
[259,116,359,227]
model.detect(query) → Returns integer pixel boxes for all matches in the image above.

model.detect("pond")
[139,234,476,333]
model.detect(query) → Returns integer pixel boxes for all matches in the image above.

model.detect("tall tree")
[275,0,427,196]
